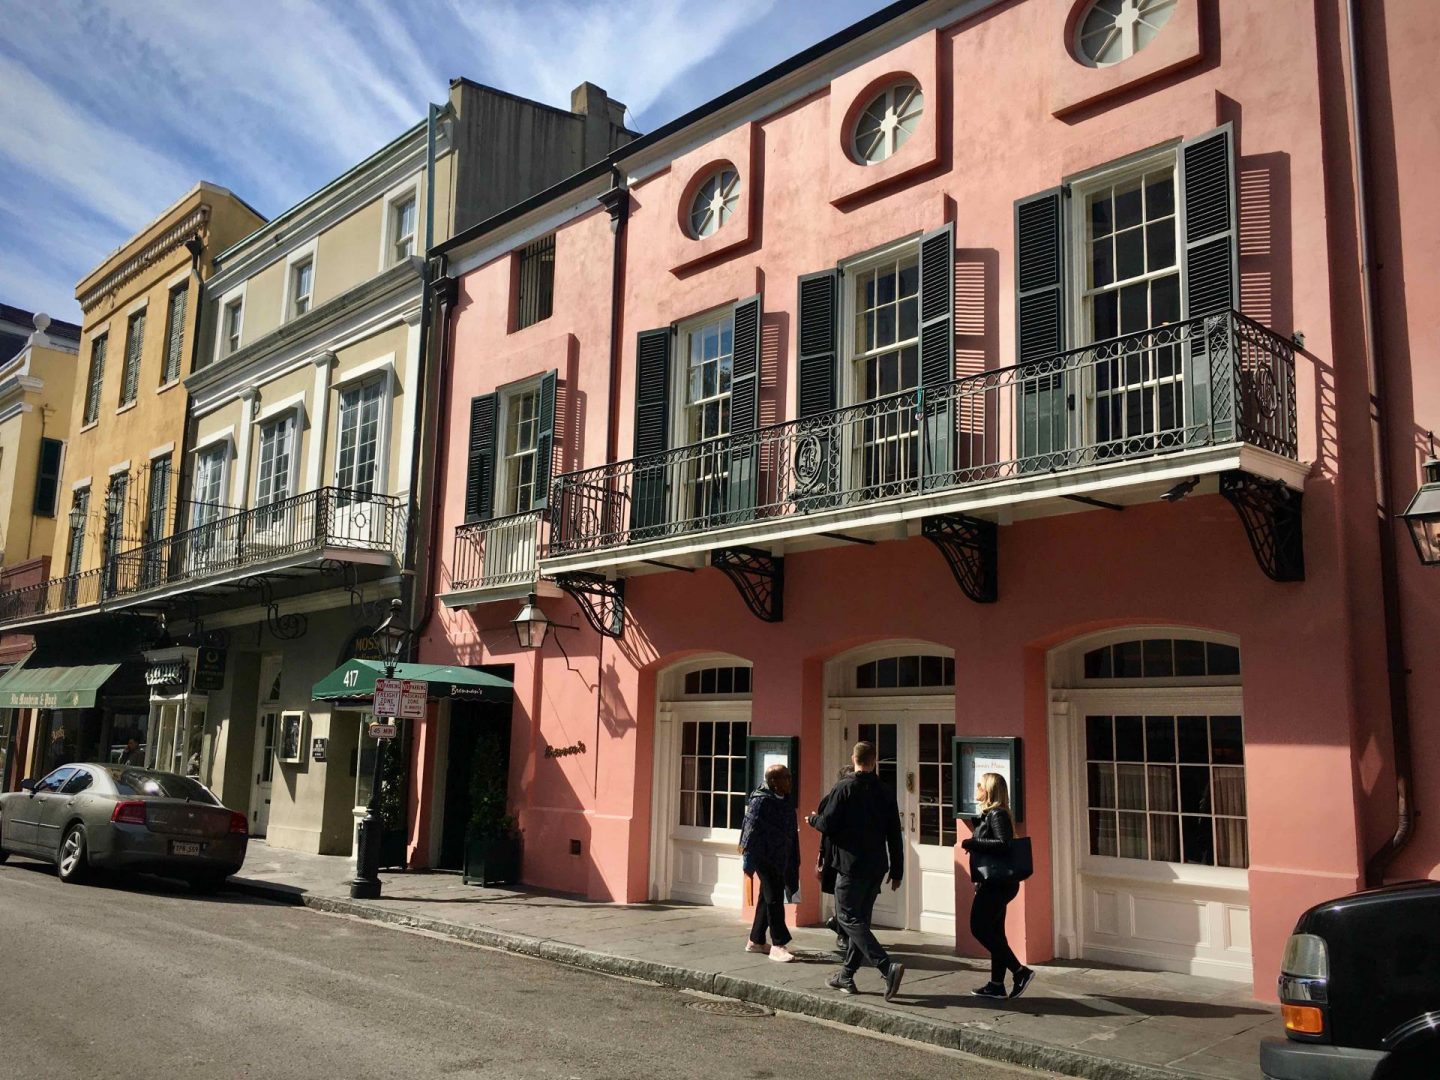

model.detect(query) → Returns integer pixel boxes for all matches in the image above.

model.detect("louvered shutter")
[725,294,762,520]
[1178,123,1238,440]
[918,224,955,484]
[1014,187,1069,469]
[532,369,558,510]
[121,311,145,405]
[630,328,672,537]
[164,285,188,384]
[464,393,497,523]
[32,438,63,516]
[796,271,839,417]
[85,335,107,424]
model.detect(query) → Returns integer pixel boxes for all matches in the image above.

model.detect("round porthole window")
[688,168,740,239]
[1075,0,1176,67]
[852,81,924,165]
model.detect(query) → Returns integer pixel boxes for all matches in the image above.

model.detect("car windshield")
[107,768,220,804]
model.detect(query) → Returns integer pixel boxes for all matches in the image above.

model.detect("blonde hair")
[978,772,1010,813]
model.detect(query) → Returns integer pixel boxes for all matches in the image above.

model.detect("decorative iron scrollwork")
[320,558,364,612]
[239,575,310,640]
[922,514,998,604]
[710,547,784,623]
[1219,471,1305,582]
[554,572,626,639]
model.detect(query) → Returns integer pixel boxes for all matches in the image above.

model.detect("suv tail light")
[229,811,249,836]
[111,800,147,826]
[1278,933,1330,1039]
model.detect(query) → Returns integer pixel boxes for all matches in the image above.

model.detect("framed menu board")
[952,736,1023,822]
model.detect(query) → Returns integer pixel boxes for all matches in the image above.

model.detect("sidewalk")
[232,843,1278,1080]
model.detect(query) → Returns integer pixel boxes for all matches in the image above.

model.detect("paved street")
[0,861,1058,1080]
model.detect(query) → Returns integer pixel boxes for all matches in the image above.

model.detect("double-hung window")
[83,334,107,425]
[66,487,89,575]
[335,380,384,496]
[848,248,921,493]
[222,299,243,356]
[255,414,296,526]
[161,284,187,385]
[190,445,228,529]
[290,259,314,318]
[1078,158,1181,451]
[142,456,172,585]
[119,309,145,407]
[500,386,541,515]
[678,313,734,524]
[389,195,417,265]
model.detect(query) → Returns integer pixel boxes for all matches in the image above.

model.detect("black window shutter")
[464,393,498,523]
[918,224,955,481]
[532,369,558,510]
[630,327,672,536]
[1179,123,1237,318]
[1015,187,1069,468]
[33,437,64,517]
[726,294,762,520]
[1178,123,1238,438]
[796,270,839,417]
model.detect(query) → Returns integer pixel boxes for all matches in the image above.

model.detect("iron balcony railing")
[451,509,546,592]
[107,486,406,599]
[550,311,1296,556]
[0,567,104,624]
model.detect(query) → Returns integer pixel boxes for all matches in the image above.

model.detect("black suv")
[1261,881,1439,1079]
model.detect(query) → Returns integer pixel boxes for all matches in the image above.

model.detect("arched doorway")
[824,643,957,935]
[1049,629,1251,980]
[649,657,753,907]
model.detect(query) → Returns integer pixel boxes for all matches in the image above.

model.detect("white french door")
[828,701,957,935]
[250,711,277,836]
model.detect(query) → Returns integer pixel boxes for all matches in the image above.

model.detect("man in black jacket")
[809,741,905,1000]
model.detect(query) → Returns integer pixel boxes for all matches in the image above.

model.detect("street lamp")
[68,506,86,532]
[1400,436,1440,566]
[512,594,551,649]
[351,599,411,900]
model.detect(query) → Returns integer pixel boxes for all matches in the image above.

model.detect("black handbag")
[969,836,1034,884]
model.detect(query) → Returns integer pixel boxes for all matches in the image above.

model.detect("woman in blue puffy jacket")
[739,763,801,962]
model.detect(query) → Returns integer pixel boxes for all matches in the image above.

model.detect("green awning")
[0,658,122,710]
[312,659,511,705]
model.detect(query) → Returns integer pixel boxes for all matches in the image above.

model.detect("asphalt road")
[0,858,1057,1080]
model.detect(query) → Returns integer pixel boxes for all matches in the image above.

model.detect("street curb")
[230,877,1208,1080]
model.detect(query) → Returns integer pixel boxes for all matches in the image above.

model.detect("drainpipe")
[599,165,630,465]
[176,234,207,536]
[1345,0,1415,886]
[408,266,456,649]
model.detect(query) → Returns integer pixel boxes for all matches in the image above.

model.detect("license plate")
[171,841,203,857]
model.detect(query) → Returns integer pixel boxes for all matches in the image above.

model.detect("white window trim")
[125,295,150,317]
[253,391,309,428]
[378,177,422,272]
[189,440,233,526]
[332,376,392,496]
[669,304,737,451]
[1050,625,1241,689]
[838,234,922,408]
[149,442,176,460]
[494,373,546,518]
[107,460,132,477]
[164,266,192,291]
[213,282,248,364]
[71,475,93,492]
[282,241,319,322]
[331,353,397,392]
[192,426,237,455]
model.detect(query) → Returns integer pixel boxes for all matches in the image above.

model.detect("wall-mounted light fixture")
[1400,434,1440,566]
[512,593,578,649]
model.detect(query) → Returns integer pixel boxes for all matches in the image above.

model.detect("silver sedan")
[0,763,248,892]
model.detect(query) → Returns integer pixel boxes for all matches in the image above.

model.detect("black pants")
[749,862,791,947]
[835,872,891,976]
[970,880,1021,982]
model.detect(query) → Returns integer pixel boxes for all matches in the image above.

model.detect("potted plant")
[378,735,410,869]
[463,736,519,886]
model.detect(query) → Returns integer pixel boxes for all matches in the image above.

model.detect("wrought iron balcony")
[548,311,1297,559]
[0,567,104,625]
[451,509,545,595]
[106,486,406,601]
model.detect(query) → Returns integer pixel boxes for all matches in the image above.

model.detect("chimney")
[571,82,632,160]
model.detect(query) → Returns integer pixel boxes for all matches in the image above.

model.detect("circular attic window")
[1075,0,1176,67]
[688,168,741,238]
[852,81,924,165]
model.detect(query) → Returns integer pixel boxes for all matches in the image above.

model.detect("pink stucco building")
[412,0,1439,1001]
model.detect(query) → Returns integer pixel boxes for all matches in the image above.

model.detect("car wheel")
[188,872,229,896]
[57,824,91,884]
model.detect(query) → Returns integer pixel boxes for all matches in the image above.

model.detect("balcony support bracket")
[555,573,626,639]
[710,547,784,623]
[922,514,998,604]
[1220,471,1305,582]
[320,558,365,612]
[238,575,310,641]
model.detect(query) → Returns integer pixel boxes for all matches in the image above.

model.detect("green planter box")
[464,832,519,886]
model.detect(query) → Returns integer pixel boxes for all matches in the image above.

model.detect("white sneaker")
[769,946,796,963]
[744,940,767,954]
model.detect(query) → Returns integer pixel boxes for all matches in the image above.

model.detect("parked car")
[1261,880,1439,1080]
[0,764,247,892]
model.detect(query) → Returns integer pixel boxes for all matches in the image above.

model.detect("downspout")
[406,103,446,650]
[176,234,207,536]
[599,165,630,465]
[1346,0,1415,886]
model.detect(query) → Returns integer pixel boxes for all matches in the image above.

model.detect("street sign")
[368,723,398,740]
[373,677,403,718]
[398,679,428,720]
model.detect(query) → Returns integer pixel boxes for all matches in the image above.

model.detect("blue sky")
[0,0,885,323]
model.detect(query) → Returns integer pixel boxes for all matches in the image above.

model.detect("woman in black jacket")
[739,763,801,962]
[961,772,1035,999]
